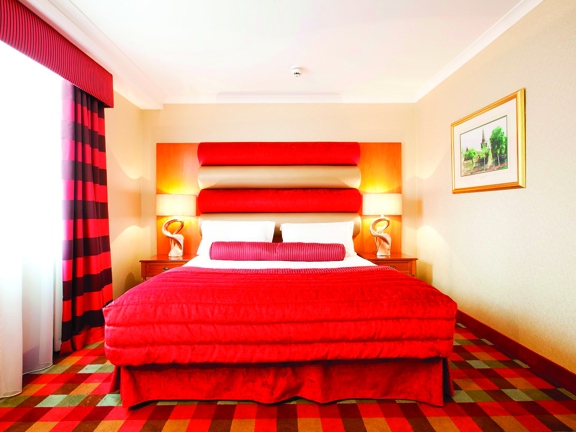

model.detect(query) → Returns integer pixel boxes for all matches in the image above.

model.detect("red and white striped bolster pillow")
[209,242,346,262]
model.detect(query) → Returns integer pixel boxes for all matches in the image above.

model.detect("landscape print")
[459,116,508,177]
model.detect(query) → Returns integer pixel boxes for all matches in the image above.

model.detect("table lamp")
[156,194,196,257]
[362,193,402,257]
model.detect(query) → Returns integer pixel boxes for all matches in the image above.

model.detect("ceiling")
[22,0,541,109]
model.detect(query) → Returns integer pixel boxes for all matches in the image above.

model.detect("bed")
[103,142,457,407]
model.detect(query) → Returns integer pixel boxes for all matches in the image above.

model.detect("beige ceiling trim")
[414,0,543,102]
[22,0,543,108]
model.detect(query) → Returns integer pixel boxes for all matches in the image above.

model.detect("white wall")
[414,0,576,373]
[106,92,144,298]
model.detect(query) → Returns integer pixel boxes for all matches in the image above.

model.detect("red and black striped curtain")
[61,82,113,353]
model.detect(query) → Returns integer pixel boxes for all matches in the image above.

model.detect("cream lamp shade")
[362,193,402,216]
[156,194,196,217]
[156,194,196,258]
[362,193,402,257]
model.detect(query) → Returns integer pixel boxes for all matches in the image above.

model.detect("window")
[0,41,63,397]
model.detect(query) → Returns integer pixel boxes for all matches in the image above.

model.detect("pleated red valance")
[0,0,114,107]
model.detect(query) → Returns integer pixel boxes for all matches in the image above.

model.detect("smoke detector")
[291,66,303,77]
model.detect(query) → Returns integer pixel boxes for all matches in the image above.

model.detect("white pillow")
[197,220,276,255]
[280,221,356,257]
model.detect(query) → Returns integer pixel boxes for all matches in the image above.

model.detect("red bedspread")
[103,266,457,367]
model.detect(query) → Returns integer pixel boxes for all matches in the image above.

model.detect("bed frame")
[109,142,454,407]
[112,358,452,407]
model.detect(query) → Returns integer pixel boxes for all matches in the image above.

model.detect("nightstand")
[140,255,195,281]
[358,252,417,277]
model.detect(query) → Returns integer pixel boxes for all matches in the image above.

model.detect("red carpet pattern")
[1,323,575,431]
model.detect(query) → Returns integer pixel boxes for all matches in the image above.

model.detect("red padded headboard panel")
[198,189,361,213]
[197,142,360,166]
[197,142,361,216]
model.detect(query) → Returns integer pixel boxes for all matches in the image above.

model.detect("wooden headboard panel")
[156,142,402,255]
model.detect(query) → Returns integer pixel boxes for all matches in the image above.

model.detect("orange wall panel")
[156,142,402,255]
[156,143,201,255]
[156,143,200,195]
[358,142,402,194]
[356,142,402,254]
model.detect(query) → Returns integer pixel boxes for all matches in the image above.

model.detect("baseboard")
[456,310,576,395]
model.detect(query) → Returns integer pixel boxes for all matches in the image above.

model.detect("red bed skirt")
[110,358,453,408]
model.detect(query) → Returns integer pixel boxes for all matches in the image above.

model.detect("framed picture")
[451,88,526,193]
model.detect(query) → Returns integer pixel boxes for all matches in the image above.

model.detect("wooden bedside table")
[140,254,195,281]
[358,252,418,277]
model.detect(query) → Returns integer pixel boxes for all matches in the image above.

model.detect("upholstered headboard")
[155,141,403,255]
[196,142,362,237]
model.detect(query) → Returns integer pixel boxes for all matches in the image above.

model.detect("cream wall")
[106,92,144,298]
[414,0,576,373]
[141,104,417,257]
[105,0,575,374]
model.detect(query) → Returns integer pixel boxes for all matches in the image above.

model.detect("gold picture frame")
[451,89,526,193]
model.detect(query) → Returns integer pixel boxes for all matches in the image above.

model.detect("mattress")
[103,265,457,367]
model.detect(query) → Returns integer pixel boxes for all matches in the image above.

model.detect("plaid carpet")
[1,323,575,432]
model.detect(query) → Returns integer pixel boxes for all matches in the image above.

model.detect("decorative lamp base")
[162,218,185,258]
[370,216,392,257]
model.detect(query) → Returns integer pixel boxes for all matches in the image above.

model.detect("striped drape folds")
[61,82,113,353]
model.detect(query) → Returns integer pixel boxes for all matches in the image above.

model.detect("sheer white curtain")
[0,42,63,398]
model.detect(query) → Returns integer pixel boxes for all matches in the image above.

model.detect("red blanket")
[104,266,457,366]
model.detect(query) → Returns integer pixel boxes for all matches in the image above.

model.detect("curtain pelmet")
[0,0,113,107]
